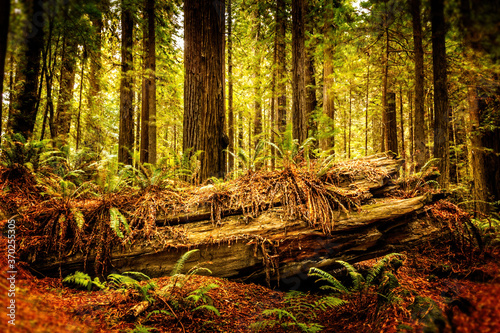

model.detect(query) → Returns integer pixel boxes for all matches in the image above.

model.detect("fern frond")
[170,249,199,276]
[109,207,129,238]
[314,296,347,311]
[192,304,220,316]
[336,260,365,290]
[419,158,440,174]
[146,310,173,319]
[308,267,348,294]
[366,253,403,285]
[70,207,85,230]
[63,271,105,290]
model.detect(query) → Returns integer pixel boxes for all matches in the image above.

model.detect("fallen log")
[29,193,446,288]
[16,153,457,287]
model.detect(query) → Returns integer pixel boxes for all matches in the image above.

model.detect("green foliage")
[108,271,157,303]
[472,217,500,248]
[0,134,52,171]
[308,253,405,302]
[63,271,106,291]
[109,207,130,239]
[251,290,343,333]
[187,283,220,316]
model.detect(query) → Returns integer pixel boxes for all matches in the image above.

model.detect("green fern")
[145,310,173,319]
[108,272,156,303]
[336,260,365,290]
[192,304,220,316]
[109,207,130,238]
[70,207,85,229]
[308,267,349,294]
[63,271,105,290]
[170,249,199,276]
[366,253,404,286]
[419,158,440,174]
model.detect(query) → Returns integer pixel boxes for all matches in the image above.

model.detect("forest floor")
[1,237,499,333]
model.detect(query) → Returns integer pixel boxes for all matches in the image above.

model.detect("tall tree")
[10,0,45,139]
[141,0,156,165]
[227,0,234,171]
[183,0,226,181]
[430,0,450,186]
[410,0,426,171]
[0,0,11,137]
[54,37,77,145]
[292,0,306,144]
[321,0,338,153]
[304,2,317,144]
[460,0,500,214]
[276,0,287,133]
[118,0,134,165]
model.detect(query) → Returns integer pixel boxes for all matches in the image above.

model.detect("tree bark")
[183,0,226,181]
[142,0,156,165]
[54,38,77,146]
[227,0,234,172]
[276,0,287,134]
[0,0,10,137]
[10,0,45,139]
[253,12,262,145]
[386,92,398,154]
[410,0,426,172]
[304,2,317,145]
[118,0,134,165]
[292,0,307,144]
[431,0,450,187]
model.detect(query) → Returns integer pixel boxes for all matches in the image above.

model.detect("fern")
[63,271,105,290]
[108,272,156,303]
[308,267,349,294]
[336,260,365,290]
[170,249,199,276]
[192,304,220,316]
[419,158,440,174]
[145,310,173,319]
[109,207,130,238]
[366,253,404,286]
[70,207,85,229]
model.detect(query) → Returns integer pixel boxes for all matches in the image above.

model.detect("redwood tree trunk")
[431,0,450,187]
[386,92,398,154]
[227,0,234,171]
[411,0,426,172]
[183,0,226,181]
[0,0,10,137]
[292,0,306,144]
[118,0,134,165]
[10,0,45,139]
[55,38,77,145]
[276,0,287,133]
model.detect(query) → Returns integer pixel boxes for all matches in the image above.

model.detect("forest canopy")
[1,0,500,213]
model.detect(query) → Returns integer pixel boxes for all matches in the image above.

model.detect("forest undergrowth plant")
[398,158,442,198]
[308,253,406,306]
[251,290,346,333]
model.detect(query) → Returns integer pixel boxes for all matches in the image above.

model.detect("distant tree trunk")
[410,0,426,171]
[55,38,77,145]
[118,0,134,165]
[0,0,11,137]
[348,86,352,159]
[227,0,234,172]
[76,54,86,150]
[431,0,450,187]
[253,14,262,145]
[400,86,405,172]
[141,0,156,165]
[276,0,287,134]
[409,90,414,172]
[183,0,225,181]
[10,0,45,139]
[381,27,389,152]
[292,0,306,144]
[304,2,317,144]
[365,57,370,156]
[386,91,398,154]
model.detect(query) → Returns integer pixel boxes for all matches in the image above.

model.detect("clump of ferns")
[251,290,346,333]
[308,253,406,307]
[397,158,442,198]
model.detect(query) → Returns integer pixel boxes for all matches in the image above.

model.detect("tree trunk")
[183,0,226,181]
[386,92,398,154]
[118,0,134,165]
[0,0,10,137]
[253,14,262,145]
[292,0,306,144]
[276,0,287,134]
[227,0,234,172]
[365,57,370,156]
[400,86,405,173]
[304,2,317,144]
[323,46,335,153]
[411,0,427,172]
[10,0,45,139]
[145,0,157,165]
[431,0,450,187]
[381,27,389,152]
[55,38,77,146]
